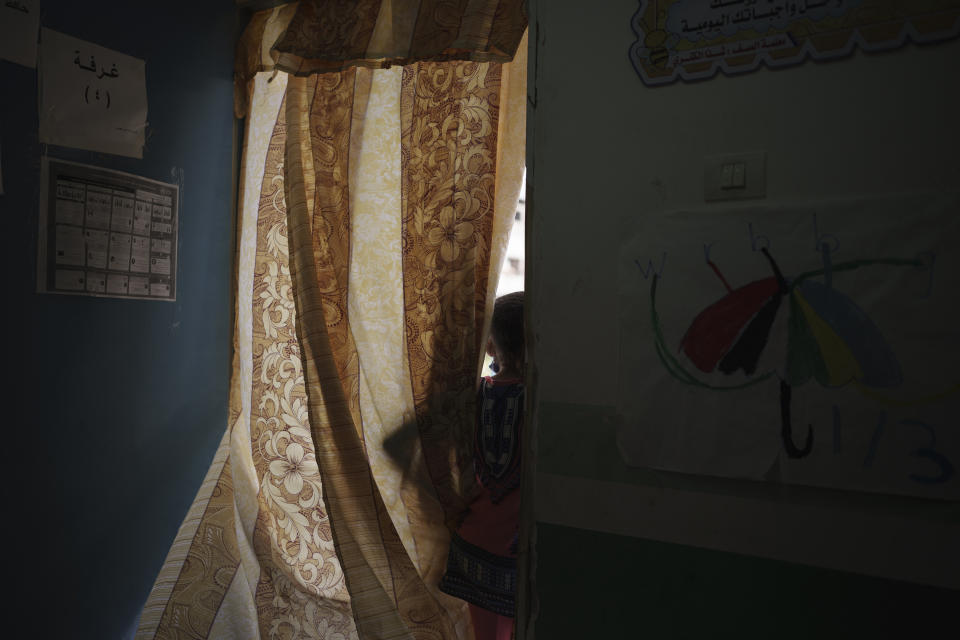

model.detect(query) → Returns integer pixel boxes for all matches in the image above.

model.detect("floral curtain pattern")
[138,72,357,640]
[400,59,503,523]
[138,20,526,640]
[235,0,527,118]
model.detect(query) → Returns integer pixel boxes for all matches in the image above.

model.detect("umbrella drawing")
[650,247,921,459]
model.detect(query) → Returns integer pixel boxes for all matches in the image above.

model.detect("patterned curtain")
[235,0,527,117]
[136,6,526,638]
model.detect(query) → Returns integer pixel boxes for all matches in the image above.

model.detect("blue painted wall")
[1,1,237,637]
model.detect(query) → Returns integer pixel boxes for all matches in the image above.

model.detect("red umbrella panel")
[672,248,917,459]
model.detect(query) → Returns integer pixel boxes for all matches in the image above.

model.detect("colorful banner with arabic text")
[629,0,960,86]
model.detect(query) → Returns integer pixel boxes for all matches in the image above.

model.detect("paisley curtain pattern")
[271,0,385,70]
[235,0,527,118]
[140,433,241,638]
[399,60,502,522]
[139,72,356,640]
[140,28,526,640]
[249,86,355,639]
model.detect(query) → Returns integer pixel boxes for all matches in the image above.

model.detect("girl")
[440,291,525,640]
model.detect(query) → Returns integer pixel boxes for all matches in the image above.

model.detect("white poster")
[0,0,40,68]
[38,158,178,301]
[617,193,960,500]
[38,28,147,158]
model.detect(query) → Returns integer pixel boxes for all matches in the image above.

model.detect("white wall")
[525,0,960,593]
[530,0,960,408]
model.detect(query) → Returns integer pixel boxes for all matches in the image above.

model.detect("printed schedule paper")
[38,158,178,301]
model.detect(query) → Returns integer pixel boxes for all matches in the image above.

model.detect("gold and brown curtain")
[235,0,527,117]
[137,2,526,638]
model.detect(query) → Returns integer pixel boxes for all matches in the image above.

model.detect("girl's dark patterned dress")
[439,377,524,617]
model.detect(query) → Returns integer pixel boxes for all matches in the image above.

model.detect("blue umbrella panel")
[655,248,921,458]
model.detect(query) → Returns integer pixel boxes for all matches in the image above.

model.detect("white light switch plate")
[704,151,766,201]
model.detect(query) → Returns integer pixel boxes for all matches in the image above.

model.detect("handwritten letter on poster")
[39,29,147,158]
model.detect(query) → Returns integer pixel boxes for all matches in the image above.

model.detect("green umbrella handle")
[780,380,813,458]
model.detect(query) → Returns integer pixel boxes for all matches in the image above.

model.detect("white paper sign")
[617,193,960,500]
[0,0,40,68]
[39,29,147,158]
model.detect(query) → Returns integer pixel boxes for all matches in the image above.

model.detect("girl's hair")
[491,291,524,370]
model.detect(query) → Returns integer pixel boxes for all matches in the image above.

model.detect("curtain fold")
[283,69,449,639]
[139,70,359,640]
[140,11,526,638]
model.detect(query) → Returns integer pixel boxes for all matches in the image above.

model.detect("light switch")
[732,162,745,187]
[704,152,766,201]
[720,163,734,189]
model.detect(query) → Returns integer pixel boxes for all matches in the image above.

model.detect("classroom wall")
[525,0,960,637]
[1,1,237,637]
